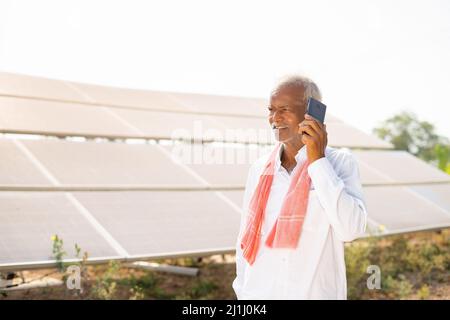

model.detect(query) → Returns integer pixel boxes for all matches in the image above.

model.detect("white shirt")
[232,144,368,300]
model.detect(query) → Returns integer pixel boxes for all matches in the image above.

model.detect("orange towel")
[240,142,312,265]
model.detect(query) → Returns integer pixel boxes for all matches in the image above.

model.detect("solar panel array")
[0,72,449,271]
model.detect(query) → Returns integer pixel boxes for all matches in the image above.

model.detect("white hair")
[271,74,322,103]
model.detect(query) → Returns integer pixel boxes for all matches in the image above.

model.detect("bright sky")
[1,0,449,139]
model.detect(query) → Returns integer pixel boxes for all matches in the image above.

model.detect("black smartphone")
[306,97,327,123]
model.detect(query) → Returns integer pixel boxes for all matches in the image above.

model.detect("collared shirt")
[232,144,368,299]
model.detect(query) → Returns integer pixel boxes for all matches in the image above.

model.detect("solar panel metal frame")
[0,72,394,148]
[1,72,448,272]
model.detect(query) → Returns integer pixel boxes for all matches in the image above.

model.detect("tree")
[434,144,450,174]
[373,111,450,173]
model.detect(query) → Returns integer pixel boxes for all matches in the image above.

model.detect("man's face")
[268,85,306,143]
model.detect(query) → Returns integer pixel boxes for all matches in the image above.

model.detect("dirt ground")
[1,230,449,300]
[1,255,238,300]
[1,253,449,300]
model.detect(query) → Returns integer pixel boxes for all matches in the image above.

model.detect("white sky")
[1,0,449,139]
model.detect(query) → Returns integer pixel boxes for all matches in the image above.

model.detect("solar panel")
[1,73,387,147]
[326,122,393,149]
[67,82,194,113]
[13,139,442,189]
[0,72,348,122]
[408,184,450,212]
[73,191,240,257]
[164,145,254,186]
[0,144,448,269]
[160,145,447,186]
[364,185,450,234]
[211,116,274,144]
[220,190,245,209]
[353,150,450,184]
[0,192,119,268]
[167,92,268,117]
[0,139,51,185]
[167,92,346,122]
[21,139,204,186]
[108,108,391,147]
[107,107,230,142]
[108,108,272,144]
[0,72,89,103]
[0,72,448,272]
[0,96,141,139]
[220,187,450,237]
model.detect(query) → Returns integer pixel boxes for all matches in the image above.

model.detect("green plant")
[129,286,145,300]
[384,274,413,299]
[417,284,430,300]
[90,260,120,300]
[51,234,67,272]
[189,280,218,299]
[345,229,450,299]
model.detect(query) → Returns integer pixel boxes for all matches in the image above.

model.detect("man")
[232,75,368,299]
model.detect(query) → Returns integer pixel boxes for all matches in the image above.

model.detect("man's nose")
[272,110,284,123]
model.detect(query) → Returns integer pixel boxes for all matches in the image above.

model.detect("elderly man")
[232,75,368,300]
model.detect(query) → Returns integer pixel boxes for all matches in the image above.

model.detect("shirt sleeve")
[307,149,368,242]
[232,163,256,299]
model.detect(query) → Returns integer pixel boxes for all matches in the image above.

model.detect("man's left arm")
[300,114,368,242]
[307,151,368,242]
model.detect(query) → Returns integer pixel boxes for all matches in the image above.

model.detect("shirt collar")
[274,143,308,172]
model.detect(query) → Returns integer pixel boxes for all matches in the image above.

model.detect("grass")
[345,229,449,299]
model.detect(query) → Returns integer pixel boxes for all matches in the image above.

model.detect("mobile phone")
[306,97,327,123]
